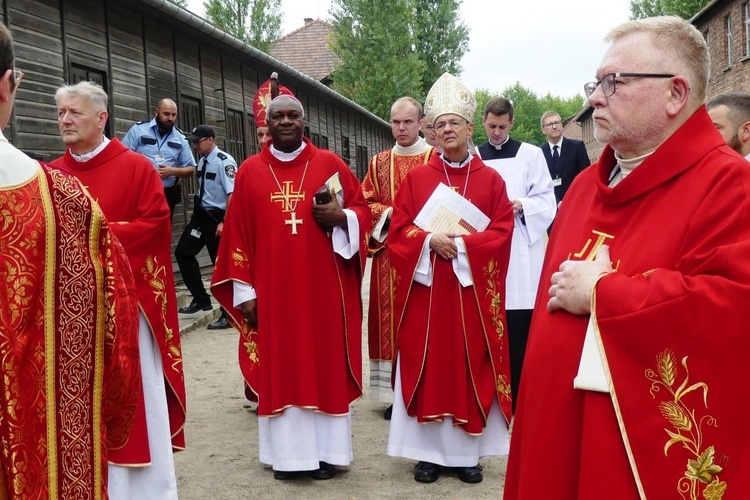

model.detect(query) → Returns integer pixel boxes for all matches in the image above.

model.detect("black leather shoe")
[414,461,440,483]
[456,464,483,483]
[310,461,336,480]
[383,404,393,420]
[207,316,230,329]
[273,469,300,480]
[178,302,212,314]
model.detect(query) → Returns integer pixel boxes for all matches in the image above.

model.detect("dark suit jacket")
[541,138,590,202]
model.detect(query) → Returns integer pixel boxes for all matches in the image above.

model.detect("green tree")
[413,0,469,96]
[629,0,708,19]
[329,0,425,120]
[472,83,586,146]
[203,0,282,52]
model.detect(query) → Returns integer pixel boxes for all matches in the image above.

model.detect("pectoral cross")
[285,211,303,235]
[271,180,305,212]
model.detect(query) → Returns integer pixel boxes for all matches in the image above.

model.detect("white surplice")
[477,140,556,310]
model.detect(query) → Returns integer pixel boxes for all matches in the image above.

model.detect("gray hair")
[266,95,304,119]
[55,81,109,113]
[605,16,709,103]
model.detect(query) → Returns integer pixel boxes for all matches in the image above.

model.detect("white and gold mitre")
[423,72,477,124]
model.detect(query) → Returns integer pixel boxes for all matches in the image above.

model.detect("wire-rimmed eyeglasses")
[584,72,675,99]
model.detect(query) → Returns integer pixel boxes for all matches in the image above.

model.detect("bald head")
[266,95,304,121]
[154,98,177,133]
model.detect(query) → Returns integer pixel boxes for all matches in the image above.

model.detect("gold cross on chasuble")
[270,180,305,212]
[285,211,303,235]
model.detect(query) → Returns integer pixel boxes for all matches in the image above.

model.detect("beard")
[156,116,174,134]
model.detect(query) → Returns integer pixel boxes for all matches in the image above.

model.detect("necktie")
[196,157,207,207]
[551,145,560,178]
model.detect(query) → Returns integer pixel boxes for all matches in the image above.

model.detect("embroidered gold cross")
[285,211,303,234]
[270,180,305,212]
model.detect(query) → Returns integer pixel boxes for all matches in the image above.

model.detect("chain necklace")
[441,154,472,197]
[267,160,310,235]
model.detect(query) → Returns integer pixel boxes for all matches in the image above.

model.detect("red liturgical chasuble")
[362,148,432,365]
[505,108,750,499]
[211,139,370,416]
[52,139,187,459]
[0,166,141,499]
[387,154,514,434]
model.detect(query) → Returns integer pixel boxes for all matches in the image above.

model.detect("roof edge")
[138,1,388,127]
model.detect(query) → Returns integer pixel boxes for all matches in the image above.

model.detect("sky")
[187,0,633,99]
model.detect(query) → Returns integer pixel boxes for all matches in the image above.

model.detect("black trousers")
[175,208,223,305]
[507,309,533,413]
[164,183,182,222]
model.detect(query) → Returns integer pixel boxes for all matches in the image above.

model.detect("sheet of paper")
[323,172,343,204]
[573,318,610,393]
[414,183,490,234]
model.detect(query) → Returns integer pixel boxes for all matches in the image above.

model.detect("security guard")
[175,124,236,329]
[122,98,196,220]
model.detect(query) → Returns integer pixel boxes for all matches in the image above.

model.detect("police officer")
[175,125,236,329]
[122,98,196,220]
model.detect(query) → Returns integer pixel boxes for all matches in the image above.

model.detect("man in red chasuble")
[362,96,433,420]
[52,82,186,500]
[0,24,141,499]
[211,94,370,480]
[386,73,514,484]
[505,17,750,499]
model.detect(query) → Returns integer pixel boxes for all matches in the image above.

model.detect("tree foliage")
[472,83,586,146]
[413,0,469,96]
[330,0,468,120]
[203,0,282,52]
[329,0,425,120]
[629,0,708,20]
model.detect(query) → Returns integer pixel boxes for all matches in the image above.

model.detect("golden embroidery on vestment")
[496,375,511,401]
[646,349,726,499]
[483,259,504,338]
[231,248,249,268]
[406,226,420,239]
[142,256,183,371]
[244,339,259,365]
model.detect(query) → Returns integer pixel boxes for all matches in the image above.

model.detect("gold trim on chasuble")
[646,350,727,499]
[141,256,183,371]
[481,258,511,402]
[45,169,107,499]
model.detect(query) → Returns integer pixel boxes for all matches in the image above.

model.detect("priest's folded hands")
[428,232,459,260]
[547,245,613,315]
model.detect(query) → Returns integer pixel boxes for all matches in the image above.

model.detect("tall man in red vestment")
[0,24,142,499]
[252,72,294,152]
[211,94,370,481]
[52,81,187,500]
[362,96,433,420]
[505,16,750,499]
[386,73,514,485]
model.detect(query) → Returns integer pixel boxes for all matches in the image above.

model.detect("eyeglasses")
[12,69,24,89]
[192,137,208,145]
[434,119,466,132]
[543,120,561,128]
[583,72,675,99]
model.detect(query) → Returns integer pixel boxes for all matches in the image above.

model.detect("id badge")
[154,154,166,163]
[552,178,562,187]
[190,228,202,238]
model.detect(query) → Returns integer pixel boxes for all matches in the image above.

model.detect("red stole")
[362,148,432,363]
[0,165,141,499]
[505,107,750,498]
[52,139,186,459]
[387,154,514,433]
[211,138,370,416]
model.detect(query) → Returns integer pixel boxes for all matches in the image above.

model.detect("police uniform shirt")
[122,117,196,188]
[197,147,236,211]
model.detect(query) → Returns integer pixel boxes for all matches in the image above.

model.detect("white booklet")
[414,183,490,235]
[573,318,610,393]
